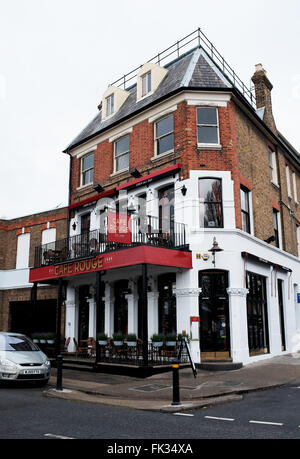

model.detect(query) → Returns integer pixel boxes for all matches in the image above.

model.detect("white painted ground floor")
[63,229,300,366]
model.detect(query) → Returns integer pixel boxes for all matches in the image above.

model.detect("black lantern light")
[208,237,224,267]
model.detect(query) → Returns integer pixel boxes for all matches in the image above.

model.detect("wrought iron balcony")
[34,215,188,268]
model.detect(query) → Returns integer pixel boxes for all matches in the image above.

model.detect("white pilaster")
[104,283,114,337]
[147,291,159,339]
[227,287,249,363]
[174,287,202,364]
[126,294,136,335]
[87,298,96,338]
[65,286,77,352]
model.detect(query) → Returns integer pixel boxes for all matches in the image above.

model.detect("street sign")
[297,293,300,304]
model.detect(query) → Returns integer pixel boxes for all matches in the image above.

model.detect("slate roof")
[64,46,233,152]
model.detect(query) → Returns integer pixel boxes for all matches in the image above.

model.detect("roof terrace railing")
[110,28,256,108]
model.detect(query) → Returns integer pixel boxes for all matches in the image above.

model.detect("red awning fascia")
[29,245,192,283]
[68,189,116,211]
[116,163,182,191]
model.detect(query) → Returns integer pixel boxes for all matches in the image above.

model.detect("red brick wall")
[0,208,68,270]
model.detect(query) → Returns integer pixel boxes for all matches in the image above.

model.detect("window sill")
[151,150,175,162]
[76,183,94,191]
[110,168,129,178]
[197,143,222,150]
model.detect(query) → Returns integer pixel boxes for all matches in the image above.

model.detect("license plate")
[22,370,42,375]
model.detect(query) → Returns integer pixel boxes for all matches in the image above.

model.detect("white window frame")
[16,232,30,269]
[114,135,130,173]
[154,114,174,157]
[196,107,221,148]
[293,172,298,204]
[268,149,279,186]
[286,165,292,199]
[141,71,151,97]
[106,94,114,117]
[80,152,94,187]
[273,209,282,249]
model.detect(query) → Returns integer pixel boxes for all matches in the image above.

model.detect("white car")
[0,333,51,385]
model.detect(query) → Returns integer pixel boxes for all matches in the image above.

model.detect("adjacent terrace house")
[29,29,300,374]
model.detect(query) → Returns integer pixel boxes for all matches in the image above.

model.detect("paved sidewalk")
[45,354,300,412]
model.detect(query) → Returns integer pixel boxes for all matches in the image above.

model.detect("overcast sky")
[1,0,300,219]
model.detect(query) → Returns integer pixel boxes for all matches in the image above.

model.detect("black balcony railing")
[34,215,188,268]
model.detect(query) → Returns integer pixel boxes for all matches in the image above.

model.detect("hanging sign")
[107,211,132,244]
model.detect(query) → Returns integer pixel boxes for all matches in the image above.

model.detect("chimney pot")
[255,63,264,73]
[252,63,277,133]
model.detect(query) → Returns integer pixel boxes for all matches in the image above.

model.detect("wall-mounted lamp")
[72,221,77,231]
[208,237,224,267]
[130,168,142,178]
[181,185,187,196]
[94,184,104,193]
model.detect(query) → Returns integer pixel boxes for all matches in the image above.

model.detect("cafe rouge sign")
[54,255,104,277]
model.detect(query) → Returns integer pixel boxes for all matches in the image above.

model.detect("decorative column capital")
[173,288,202,298]
[147,291,159,300]
[65,300,76,308]
[125,293,134,301]
[227,287,249,298]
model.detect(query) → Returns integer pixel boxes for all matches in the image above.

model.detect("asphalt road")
[1,382,300,440]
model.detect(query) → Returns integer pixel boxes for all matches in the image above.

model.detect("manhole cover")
[131,384,170,392]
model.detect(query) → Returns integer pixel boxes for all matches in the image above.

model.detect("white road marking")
[249,420,283,426]
[173,413,194,417]
[205,416,235,422]
[44,433,75,440]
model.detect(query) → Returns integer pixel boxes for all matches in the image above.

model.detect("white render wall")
[65,169,300,366]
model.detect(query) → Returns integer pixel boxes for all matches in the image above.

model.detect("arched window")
[199,178,223,228]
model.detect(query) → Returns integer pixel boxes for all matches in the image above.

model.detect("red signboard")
[29,246,192,283]
[107,211,132,244]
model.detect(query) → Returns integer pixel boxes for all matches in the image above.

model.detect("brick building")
[28,30,300,368]
[0,207,68,336]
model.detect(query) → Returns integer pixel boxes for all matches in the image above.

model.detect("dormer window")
[137,62,168,102]
[106,94,114,116]
[101,86,129,121]
[142,71,151,97]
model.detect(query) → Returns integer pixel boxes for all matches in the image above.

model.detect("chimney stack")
[252,64,277,133]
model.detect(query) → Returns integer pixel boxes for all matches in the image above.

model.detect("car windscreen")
[0,335,39,352]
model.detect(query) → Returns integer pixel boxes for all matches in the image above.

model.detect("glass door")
[199,271,230,360]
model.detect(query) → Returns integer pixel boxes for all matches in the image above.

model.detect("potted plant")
[46,333,56,344]
[165,334,177,346]
[97,333,108,345]
[151,334,165,347]
[126,334,137,347]
[39,333,47,344]
[177,333,190,344]
[112,333,124,346]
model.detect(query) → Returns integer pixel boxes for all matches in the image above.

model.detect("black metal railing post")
[141,263,148,367]
[171,363,181,406]
[56,354,63,391]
